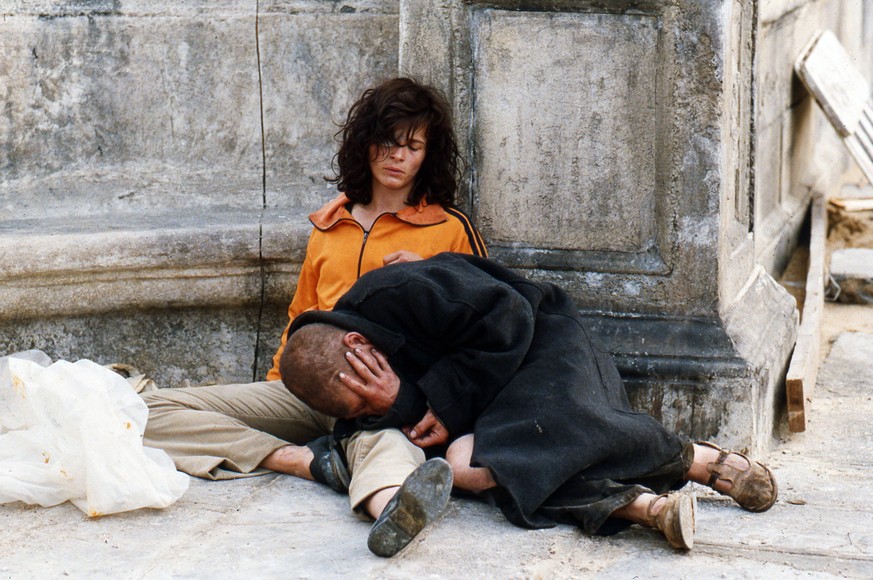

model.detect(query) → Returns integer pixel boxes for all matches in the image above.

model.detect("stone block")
[472,11,659,257]
[831,248,873,304]
[0,304,278,388]
[723,266,799,451]
[259,6,399,212]
[0,8,264,220]
[0,1,401,386]
[399,0,801,450]
[0,0,400,219]
[403,0,748,317]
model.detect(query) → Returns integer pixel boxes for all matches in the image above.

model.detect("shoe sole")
[367,458,453,557]
[671,494,696,550]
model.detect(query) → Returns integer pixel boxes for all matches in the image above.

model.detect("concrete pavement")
[1,305,872,579]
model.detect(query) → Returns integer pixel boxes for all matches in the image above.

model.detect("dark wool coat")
[288,253,687,534]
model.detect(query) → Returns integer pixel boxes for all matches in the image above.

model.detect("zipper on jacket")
[356,212,399,278]
[356,229,370,278]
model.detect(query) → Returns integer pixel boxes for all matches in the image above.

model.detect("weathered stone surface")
[405,0,745,318]
[0,304,286,388]
[753,0,869,277]
[831,248,873,304]
[472,11,659,255]
[397,0,806,449]
[0,1,399,381]
[0,8,263,220]
[723,266,800,451]
[259,5,399,213]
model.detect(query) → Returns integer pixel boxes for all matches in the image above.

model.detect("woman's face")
[368,126,427,197]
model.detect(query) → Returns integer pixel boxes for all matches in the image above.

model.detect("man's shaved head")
[280,323,357,417]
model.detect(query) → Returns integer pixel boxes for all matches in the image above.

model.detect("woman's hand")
[383,250,423,266]
[339,347,400,416]
[403,409,449,448]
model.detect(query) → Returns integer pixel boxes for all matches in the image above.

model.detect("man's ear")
[342,331,372,349]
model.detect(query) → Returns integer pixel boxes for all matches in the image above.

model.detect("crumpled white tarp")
[0,350,189,516]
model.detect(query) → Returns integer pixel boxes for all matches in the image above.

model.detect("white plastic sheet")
[0,351,189,516]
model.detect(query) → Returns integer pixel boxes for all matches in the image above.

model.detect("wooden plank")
[844,136,873,185]
[790,32,869,430]
[795,32,873,185]
[830,198,873,211]
[795,30,870,137]
[786,194,827,432]
[861,114,873,156]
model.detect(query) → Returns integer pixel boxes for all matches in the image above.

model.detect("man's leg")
[142,381,333,480]
[343,428,425,515]
[445,434,496,493]
[343,429,452,557]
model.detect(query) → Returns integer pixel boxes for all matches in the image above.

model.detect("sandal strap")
[697,440,738,487]
[644,493,669,529]
[705,448,731,487]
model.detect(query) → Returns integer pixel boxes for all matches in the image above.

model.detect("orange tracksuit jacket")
[266,193,487,380]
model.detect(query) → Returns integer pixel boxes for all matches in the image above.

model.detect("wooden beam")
[786,194,827,432]
[795,32,873,185]
[830,198,873,211]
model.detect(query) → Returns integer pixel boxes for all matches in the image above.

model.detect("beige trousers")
[142,381,424,509]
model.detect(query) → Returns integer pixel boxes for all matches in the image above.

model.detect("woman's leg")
[142,381,333,479]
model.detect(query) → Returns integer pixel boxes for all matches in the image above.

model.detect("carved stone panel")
[471,10,663,273]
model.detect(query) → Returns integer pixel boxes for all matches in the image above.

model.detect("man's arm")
[353,275,538,436]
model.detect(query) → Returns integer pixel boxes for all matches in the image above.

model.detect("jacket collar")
[310,193,448,230]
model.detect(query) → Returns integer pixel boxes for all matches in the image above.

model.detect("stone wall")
[0,0,399,384]
[1,0,870,449]
[399,0,869,451]
[754,0,873,276]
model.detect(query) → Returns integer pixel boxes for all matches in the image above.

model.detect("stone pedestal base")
[586,266,798,453]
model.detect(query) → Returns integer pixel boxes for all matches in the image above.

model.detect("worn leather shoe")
[306,435,350,494]
[367,458,453,557]
[698,441,778,512]
[644,493,695,550]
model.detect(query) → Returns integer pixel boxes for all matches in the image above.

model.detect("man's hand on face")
[338,347,400,416]
[403,409,449,448]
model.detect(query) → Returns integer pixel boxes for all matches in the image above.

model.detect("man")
[280,253,778,554]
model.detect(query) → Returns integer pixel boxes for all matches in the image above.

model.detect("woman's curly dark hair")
[331,77,462,208]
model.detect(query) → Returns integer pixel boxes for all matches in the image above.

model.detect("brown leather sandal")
[644,493,695,550]
[698,441,778,512]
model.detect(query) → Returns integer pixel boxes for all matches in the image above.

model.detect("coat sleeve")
[366,276,536,435]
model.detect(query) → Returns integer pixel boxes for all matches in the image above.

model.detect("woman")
[266,77,486,381]
[143,77,485,536]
